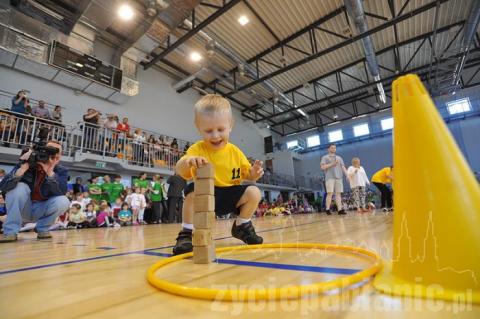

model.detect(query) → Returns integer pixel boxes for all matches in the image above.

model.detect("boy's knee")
[245,186,261,203]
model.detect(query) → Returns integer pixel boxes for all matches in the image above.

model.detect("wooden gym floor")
[0,213,478,318]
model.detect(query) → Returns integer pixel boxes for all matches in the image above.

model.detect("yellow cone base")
[374,262,480,304]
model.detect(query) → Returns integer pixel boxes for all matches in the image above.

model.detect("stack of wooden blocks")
[193,164,216,264]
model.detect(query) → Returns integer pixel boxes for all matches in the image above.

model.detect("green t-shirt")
[109,182,124,203]
[150,182,163,202]
[133,178,149,189]
[101,182,113,202]
[88,183,103,201]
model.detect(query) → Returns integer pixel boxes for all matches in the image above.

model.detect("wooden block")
[193,229,213,246]
[194,195,215,212]
[193,243,216,264]
[194,178,214,196]
[193,211,216,229]
[196,164,215,179]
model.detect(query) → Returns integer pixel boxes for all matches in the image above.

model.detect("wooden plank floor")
[0,213,478,318]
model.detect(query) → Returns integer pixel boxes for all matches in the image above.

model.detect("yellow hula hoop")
[146,243,383,301]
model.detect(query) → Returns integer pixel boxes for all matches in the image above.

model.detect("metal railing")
[0,108,72,155]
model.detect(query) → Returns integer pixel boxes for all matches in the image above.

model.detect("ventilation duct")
[345,0,386,103]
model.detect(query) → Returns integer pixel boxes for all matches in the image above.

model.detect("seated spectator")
[96,201,116,227]
[70,193,85,212]
[68,203,88,229]
[84,203,97,227]
[111,198,123,217]
[32,100,50,119]
[49,210,69,231]
[51,105,62,123]
[117,203,132,226]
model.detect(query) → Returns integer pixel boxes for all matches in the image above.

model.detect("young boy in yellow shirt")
[173,94,264,255]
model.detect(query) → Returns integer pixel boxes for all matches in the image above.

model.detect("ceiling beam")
[142,0,242,70]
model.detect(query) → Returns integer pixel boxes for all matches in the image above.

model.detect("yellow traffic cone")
[373,74,480,303]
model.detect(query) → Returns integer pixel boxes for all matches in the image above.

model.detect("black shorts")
[184,183,249,216]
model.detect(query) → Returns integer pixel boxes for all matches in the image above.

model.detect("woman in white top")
[347,157,370,212]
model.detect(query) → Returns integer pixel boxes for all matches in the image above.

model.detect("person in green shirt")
[88,176,103,202]
[101,175,113,202]
[109,175,124,204]
[150,174,164,224]
[133,172,149,189]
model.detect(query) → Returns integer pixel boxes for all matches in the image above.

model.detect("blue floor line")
[141,251,360,275]
[0,219,324,276]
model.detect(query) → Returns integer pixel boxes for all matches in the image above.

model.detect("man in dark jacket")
[167,174,186,223]
[0,140,70,242]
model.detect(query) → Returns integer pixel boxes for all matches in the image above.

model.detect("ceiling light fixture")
[190,52,202,62]
[238,15,249,26]
[118,4,134,21]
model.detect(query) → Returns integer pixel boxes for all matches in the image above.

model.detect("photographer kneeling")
[0,139,69,242]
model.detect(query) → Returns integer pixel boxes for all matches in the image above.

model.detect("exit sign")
[95,161,106,169]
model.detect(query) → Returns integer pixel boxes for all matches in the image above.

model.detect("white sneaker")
[114,223,121,227]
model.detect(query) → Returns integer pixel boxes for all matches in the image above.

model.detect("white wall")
[270,150,295,176]
[0,65,267,160]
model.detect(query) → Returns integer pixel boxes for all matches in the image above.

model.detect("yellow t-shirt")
[180,141,251,187]
[371,167,392,184]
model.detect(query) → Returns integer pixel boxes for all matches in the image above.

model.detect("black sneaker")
[231,221,263,245]
[338,210,347,215]
[325,209,332,215]
[172,229,193,255]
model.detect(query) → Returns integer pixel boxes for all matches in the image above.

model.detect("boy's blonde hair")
[352,157,360,164]
[194,94,232,122]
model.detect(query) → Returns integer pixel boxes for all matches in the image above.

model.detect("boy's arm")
[245,160,264,181]
[175,156,208,180]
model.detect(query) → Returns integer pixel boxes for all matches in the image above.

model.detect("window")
[328,129,343,142]
[286,140,298,149]
[307,135,320,147]
[353,123,370,137]
[447,98,472,115]
[381,117,394,131]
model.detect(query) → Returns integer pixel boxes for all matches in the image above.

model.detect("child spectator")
[129,187,146,225]
[70,193,85,213]
[82,191,91,207]
[347,157,370,213]
[96,202,114,227]
[84,203,97,227]
[32,100,50,119]
[117,203,132,226]
[49,209,69,231]
[68,203,88,228]
[111,198,123,219]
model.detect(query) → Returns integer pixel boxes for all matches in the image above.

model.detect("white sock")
[236,217,251,225]
[182,223,194,230]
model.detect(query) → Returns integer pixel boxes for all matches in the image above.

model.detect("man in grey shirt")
[320,144,348,215]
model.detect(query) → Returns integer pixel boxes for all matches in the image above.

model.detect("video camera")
[21,127,60,166]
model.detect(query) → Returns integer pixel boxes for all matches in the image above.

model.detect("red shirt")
[117,123,130,133]
[31,166,47,201]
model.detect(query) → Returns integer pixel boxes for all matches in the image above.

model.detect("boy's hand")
[186,156,208,168]
[249,160,264,180]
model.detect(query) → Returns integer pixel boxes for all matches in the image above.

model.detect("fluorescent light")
[190,52,202,62]
[297,109,307,116]
[238,15,250,26]
[75,63,83,67]
[118,4,134,21]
